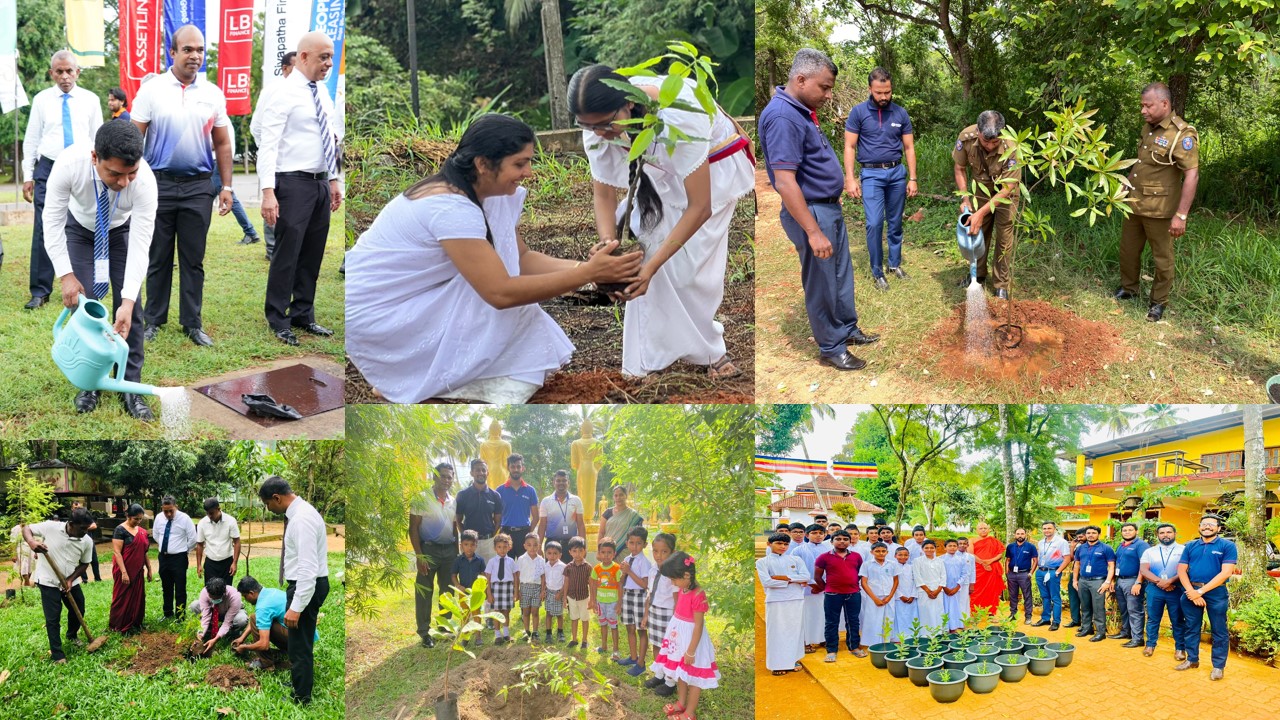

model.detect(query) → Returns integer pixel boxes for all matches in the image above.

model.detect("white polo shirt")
[196,513,241,562]
[131,69,229,176]
[538,492,584,538]
[27,520,93,588]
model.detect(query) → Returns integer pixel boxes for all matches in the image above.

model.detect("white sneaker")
[824,652,837,663]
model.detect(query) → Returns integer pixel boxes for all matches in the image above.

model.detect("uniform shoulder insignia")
[1182,136,1194,150]
[1172,116,1187,130]
[955,139,964,151]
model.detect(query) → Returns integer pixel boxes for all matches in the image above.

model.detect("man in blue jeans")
[1140,523,1187,660]
[1176,514,1237,680]
[812,530,867,660]
[843,67,917,291]
[1032,521,1069,630]
[760,49,879,372]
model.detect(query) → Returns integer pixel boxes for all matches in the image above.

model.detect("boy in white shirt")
[515,533,547,642]
[617,526,653,675]
[483,534,515,644]
[542,540,568,643]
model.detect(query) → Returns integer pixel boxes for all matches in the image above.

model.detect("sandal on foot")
[675,712,697,720]
[664,703,686,716]
[771,669,789,676]
[708,354,741,380]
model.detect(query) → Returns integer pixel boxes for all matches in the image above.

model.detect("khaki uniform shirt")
[1126,114,1198,218]
[953,124,1022,205]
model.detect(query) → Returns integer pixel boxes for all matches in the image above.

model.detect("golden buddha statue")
[571,419,603,522]
[478,420,511,489]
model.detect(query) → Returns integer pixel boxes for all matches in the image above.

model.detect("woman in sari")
[598,486,645,546]
[970,521,1006,615]
[110,504,152,634]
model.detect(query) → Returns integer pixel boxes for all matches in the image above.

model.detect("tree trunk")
[1000,405,1015,539]
[1168,73,1189,118]
[1240,407,1268,591]
[541,0,570,130]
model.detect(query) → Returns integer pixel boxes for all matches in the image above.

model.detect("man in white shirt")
[260,475,330,705]
[22,509,95,663]
[22,50,102,310]
[153,495,198,620]
[196,497,242,587]
[250,50,296,262]
[132,24,233,347]
[44,121,157,420]
[253,31,342,346]
[536,470,586,550]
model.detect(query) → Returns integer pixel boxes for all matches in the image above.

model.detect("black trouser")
[286,575,330,704]
[204,556,234,587]
[145,174,215,330]
[265,174,330,331]
[39,582,86,661]
[66,219,144,384]
[159,553,189,619]
[415,541,459,640]
[503,526,531,560]
[89,541,101,581]
[29,156,55,297]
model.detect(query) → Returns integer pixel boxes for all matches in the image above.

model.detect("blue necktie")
[92,183,110,299]
[161,520,172,554]
[62,93,73,148]
[308,82,337,176]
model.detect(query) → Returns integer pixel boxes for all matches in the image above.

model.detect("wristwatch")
[1175,213,1188,221]
[220,186,234,193]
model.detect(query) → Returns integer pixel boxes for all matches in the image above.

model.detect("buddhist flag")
[0,0,27,113]
[65,0,106,68]
[754,454,878,478]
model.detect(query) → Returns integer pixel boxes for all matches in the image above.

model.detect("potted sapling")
[964,657,1002,694]
[868,615,897,669]
[906,631,945,687]
[1046,640,1076,667]
[885,633,919,679]
[429,577,506,720]
[942,645,976,673]
[926,667,967,703]
[1021,634,1049,653]
[995,649,1030,682]
[1026,646,1060,676]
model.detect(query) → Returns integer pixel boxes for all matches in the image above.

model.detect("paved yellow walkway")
[755,582,1278,719]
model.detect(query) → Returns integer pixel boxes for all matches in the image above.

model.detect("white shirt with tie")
[153,510,197,555]
[283,496,329,613]
[42,141,157,302]
[253,69,342,190]
[23,85,103,181]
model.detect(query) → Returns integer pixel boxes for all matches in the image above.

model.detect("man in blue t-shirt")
[1072,525,1116,641]
[1175,514,1237,679]
[456,459,504,561]
[759,48,879,373]
[496,453,540,559]
[233,576,319,670]
[844,67,917,290]
[1111,522,1150,646]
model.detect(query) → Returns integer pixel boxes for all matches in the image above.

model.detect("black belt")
[277,171,328,180]
[503,526,531,532]
[1191,582,1209,588]
[807,195,842,205]
[473,533,494,540]
[860,161,900,169]
[1118,575,1138,579]
[155,171,213,183]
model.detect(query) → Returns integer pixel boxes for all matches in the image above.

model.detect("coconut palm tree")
[1138,404,1183,431]
[1095,405,1136,437]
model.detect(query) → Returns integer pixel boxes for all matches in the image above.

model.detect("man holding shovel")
[22,509,96,663]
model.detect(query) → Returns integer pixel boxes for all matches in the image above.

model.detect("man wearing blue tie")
[152,496,198,621]
[43,121,157,420]
[21,51,103,310]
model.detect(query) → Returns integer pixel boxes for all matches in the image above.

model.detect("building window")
[1201,451,1244,473]
[1114,459,1157,484]
[1266,446,1280,469]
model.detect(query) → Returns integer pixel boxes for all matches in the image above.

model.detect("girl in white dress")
[345,114,642,403]
[568,65,754,379]
[913,540,947,636]
[859,542,899,647]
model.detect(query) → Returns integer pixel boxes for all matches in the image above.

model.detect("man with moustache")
[455,459,504,561]
[844,67,918,290]
[1175,514,1236,679]
[1111,521,1150,646]
[409,463,459,648]
[496,453,539,559]
[1139,522,1187,660]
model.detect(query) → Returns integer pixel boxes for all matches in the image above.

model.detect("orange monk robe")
[970,535,1006,613]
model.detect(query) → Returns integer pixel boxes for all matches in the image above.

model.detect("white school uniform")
[892,559,919,641]
[942,551,973,630]
[794,542,827,645]
[860,558,899,646]
[756,551,809,671]
[913,555,947,635]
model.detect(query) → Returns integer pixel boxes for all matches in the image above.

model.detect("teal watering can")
[51,294,156,396]
[956,212,986,281]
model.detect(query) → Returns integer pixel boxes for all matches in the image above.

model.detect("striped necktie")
[93,182,110,299]
[308,82,337,176]
[62,93,73,147]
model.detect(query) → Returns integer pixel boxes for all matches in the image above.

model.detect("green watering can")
[51,294,156,396]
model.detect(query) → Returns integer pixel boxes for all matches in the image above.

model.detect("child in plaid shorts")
[515,533,547,642]
[641,532,679,695]
[542,540,567,643]
[617,526,654,675]
[591,536,623,658]
[483,533,515,644]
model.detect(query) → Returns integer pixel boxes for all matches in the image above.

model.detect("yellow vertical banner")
[65,0,105,68]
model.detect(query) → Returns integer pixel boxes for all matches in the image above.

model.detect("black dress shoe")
[819,351,867,371]
[1030,620,1050,628]
[292,322,334,337]
[889,267,908,279]
[144,324,161,342]
[275,328,300,346]
[996,288,1009,300]
[958,275,986,288]
[1114,287,1138,300]
[1147,303,1165,322]
[1108,633,1129,639]
[846,328,880,345]
[873,276,889,291]
[1064,622,1080,628]
[74,390,100,414]
[184,327,214,346]
[24,295,49,309]
[1122,640,1143,648]
[238,235,261,245]
[1074,629,1091,637]
[122,394,155,422]
[421,635,435,648]
[1090,634,1106,642]
[1050,623,1060,631]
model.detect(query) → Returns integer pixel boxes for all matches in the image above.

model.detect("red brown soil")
[205,664,261,691]
[529,370,632,403]
[669,391,754,403]
[123,631,184,674]
[425,643,642,720]
[926,298,1126,391]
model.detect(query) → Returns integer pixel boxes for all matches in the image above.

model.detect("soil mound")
[530,371,631,404]
[206,664,261,691]
[123,631,184,675]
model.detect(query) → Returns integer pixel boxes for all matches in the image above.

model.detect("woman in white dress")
[912,540,947,636]
[345,114,643,403]
[568,65,754,379]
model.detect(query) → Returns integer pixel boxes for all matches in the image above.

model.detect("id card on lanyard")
[555,497,572,537]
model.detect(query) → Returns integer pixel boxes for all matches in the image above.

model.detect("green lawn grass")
[0,552,344,720]
[345,562,753,720]
[0,205,345,438]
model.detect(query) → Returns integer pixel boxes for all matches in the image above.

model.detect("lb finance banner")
[218,0,254,115]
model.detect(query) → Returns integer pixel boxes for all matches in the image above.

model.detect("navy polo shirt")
[759,86,845,200]
[1114,538,1150,578]
[1004,541,1038,573]
[1178,536,1238,583]
[452,553,487,589]
[455,484,503,537]
[845,98,913,165]
[496,481,539,527]
[1074,541,1116,579]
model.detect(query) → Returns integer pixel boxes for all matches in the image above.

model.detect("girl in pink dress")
[650,552,717,720]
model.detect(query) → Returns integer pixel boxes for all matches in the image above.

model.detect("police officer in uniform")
[952,110,1021,299]
[1116,82,1199,322]
[1175,514,1236,680]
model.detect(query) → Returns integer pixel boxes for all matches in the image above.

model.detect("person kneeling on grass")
[233,575,318,669]
[189,577,248,657]
[650,552,718,720]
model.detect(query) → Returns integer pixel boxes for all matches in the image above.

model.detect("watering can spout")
[51,294,158,397]
[99,378,158,396]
